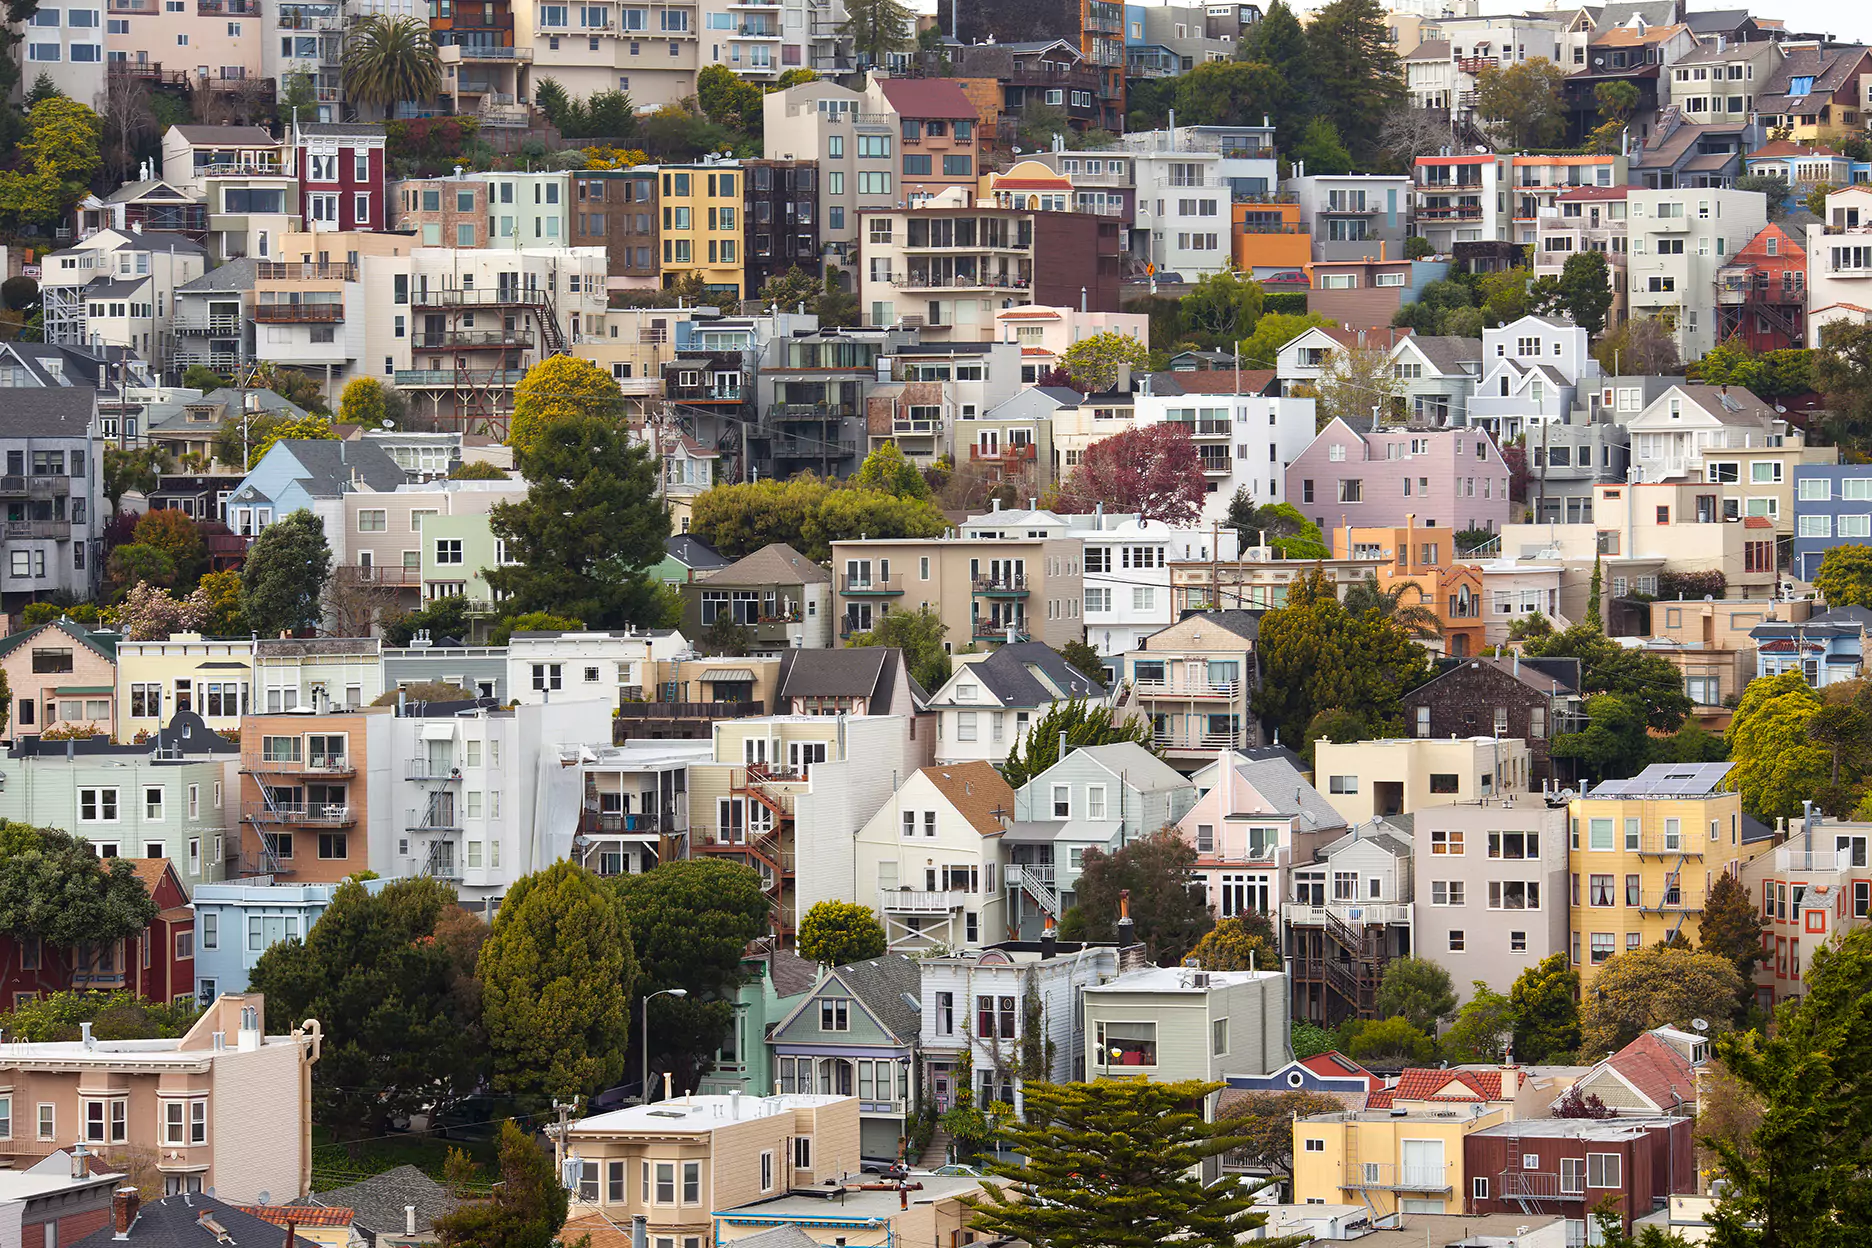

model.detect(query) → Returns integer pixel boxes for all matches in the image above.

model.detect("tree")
[0,990,199,1042]
[1578,945,1744,1056]
[1550,251,1614,336]
[128,510,207,590]
[796,900,886,967]
[1252,568,1432,747]
[1291,117,1353,175]
[1343,1015,1438,1065]
[1593,316,1683,376]
[0,827,159,954]
[967,1079,1285,1248]
[1238,311,1335,371]
[1188,915,1278,972]
[617,859,769,1093]
[1816,320,1872,452]
[1217,1090,1347,1175]
[1290,1020,1336,1060]
[1705,927,1872,1248]
[690,478,946,562]
[1236,0,1312,142]
[1812,544,1872,608]
[1342,573,1440,638]
[1314,346,1403,432]
[432,1120,566,1248]
[1065,830,1211,964]
[533,77,573,129]
[851,442,932,499]
[486,611,585,646]
[1001,699,1156,790]
[1727,670,1832,822]
[103,446,172,512]
[370,680,477,706]
[1056,424,1205,524]
[696,64,764,133]
[1734,173,1792,219]
[338,377,401,429]
[1173,60,1287,131]
[0,97,103,231]
[186,570,244,636]
[342,15,441,113]
[1442,984,1514,1063]
[112,582,200,642]
[1699,872,1768,999]
[837,0,913,66]
[1179,270,1264,348]
[700,616,752,656]
[248,878,482,1144]
[1523,622,1692,730]
[1373,956,1457,1034]
[508,355,622,455]
[1303,0,1403,163]
[1060,330,1151,393]
[1377,104,1457,165]
[757,265,819,313]
[1474,58,1568,148]
[1551,692,1656,782]
[1056,638,1107,684]
[1226,496,1329,559]
[241,509,331,637]
[485,414,668,628]
[479,862,637,1102]
[1505,953,1580,1062]
[1554,1087,1615,1119]
[847,605,951,691]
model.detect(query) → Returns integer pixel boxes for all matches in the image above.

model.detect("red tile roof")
[1601,1032,1698,1110]
[1390,1068,1509,1102]
[1749,140,1845,160]
[875,79,977,119]
[1744,515,1775,528]
[241,1207,357,1228]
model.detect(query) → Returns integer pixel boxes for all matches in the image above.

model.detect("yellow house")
[657,163,744,299]
[1292,1103,1509,1217]
[115,633,254,740]
[1567,761,1768,983]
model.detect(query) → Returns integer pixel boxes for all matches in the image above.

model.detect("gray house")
[0,387,105,614]
[1388,335,1481,427]
[1005,742,1197,937]
[381,642,510,701]
[768,952,922,1161]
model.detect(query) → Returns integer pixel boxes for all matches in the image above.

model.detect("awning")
[702,668,755,682]
[421,723,456,740]
[53,686,113,696]
[197,661,248,669]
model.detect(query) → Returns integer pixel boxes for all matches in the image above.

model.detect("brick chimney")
[112,1186,140,1239]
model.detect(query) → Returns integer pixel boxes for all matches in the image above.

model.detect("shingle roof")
[765,947,819,998]
[294,1165,460,1241]
[920,761,1016,836]
[1749,139,1845,160]
[874,78,977,119]
[1074,741,1189,792]
[1145,609,1261,645]
[665,534,730,571]
[1592,1030,1697,1109]
[1404,336,1483,373]
[830,952,922,1043]
[1227,753,1346,831]
[268,439,408,495]
[697,542,832,587]
[73,1195,323,1248]
[1412,654,1575,698]
[945,640,1104,706]
[299,122,386,137]
[0,387,95,436]
[178,257,260,293]
[0,617,119,664]
[779,646,889,698]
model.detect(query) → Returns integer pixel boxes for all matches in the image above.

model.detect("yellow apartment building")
[657,164,745,300]
[115,634,254,741]
[1292,1101,1511,1217]
[1568,761,1767,983]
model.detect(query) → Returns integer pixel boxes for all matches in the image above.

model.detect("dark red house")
[0,858,194,1011]
[1465,1117,1694,1233]
[1716,223,1806,352]
[293,122,388,234]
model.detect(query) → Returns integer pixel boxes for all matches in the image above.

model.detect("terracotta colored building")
[1716,223,1806,352]
[237,714,369,883]
[0,858,195,1012]
[0,619,119,746]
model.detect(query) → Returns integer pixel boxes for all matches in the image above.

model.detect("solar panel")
[1589,761,1732,797]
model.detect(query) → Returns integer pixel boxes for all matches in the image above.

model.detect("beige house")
[1112,611,1260,766]
[0,994,319,1201]
[853,761,1014,951]
[1313,738,1532,823]
[115,635,254,741]
[0,619,119,745]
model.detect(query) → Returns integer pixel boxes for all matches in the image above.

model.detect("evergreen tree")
[968,1079,1292,1248]
[1302,0,1403,164]
[241,508,332,636]
[837,0,913,66]
[1291,117,1353,175]
[1508,953,1581,1062]
[1699,872,1768,993]
[1554,251,1614,335]
[1064,830,1212,964]
[1373,956,1458,1034]
[433,1120,567,1248]
[1055,639,1108,684]
[796,900,887,966]
[1442,984,1515,1063]
[1000,699,1156,790]
[1235,0,1312,143]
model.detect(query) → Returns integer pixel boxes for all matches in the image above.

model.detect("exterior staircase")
[918,1126,952,1170]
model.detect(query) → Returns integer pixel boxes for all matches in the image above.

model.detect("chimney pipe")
[285,1221,298,1248]
[405,1207,416,1237]
[663,1071,674,1101]
[70,1142,88,1181]
[632,1218,648,1248]
[113,1186,139,1239]
[1116,888,1135,949]
[1040,912,1057,960]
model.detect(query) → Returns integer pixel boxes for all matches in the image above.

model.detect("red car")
[1260,270,1310,288]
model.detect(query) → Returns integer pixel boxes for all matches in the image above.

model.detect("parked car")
[1260,270,1310,288]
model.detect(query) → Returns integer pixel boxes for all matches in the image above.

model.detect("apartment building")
[100,0,267,97]
[0,618,117,744]
[39,228,209,372]
[523,0,696,112]
[1285,822,1414,1025]
[1287,422,1513,535]
[1029,149,1137,244]
[762,82,900,274]
[862,78,980,204]
[1662,36,1780,128]
[652,161,746,299]
[1468,313,1600,443]
[741,159,821,293]
[235,710,371,881]
[1315,737,1532,824]
[1324,524,1566,656]
[190,875,393,998]
[0,993,319,1201]
[948,39,1109,134]
[1568,762,1766,984]
[1290,1081,1513,1216]
[1806,185,1872,346]
[1128,372,1314,525]
[1176,749,1349,926]
[570,168,662,290]
[1288,175,1410,264]
[1626,187,1767,360]
[1385,334,1482,430]
[1739,818,1872,1009]
[829,508,1086,649]
[1715,222,1807,354]
[1108,610,1259,763]
[1122,124,1277,279]
[506,629,688,708]
[567,737,711,876]
[1754,42,1872,141]
[854,762,1013,951]
[924,642,1105,768]
[459,171,573,249]
[870,338,1023,468]
[1413,154,1510,255]
[1624,383,1808,500]
[1466,1117,1693,1239]
[1080,512,1239,652]
[1506,155,1624,246]
[1412,800,1570,1001]
[388,175,489,247]
[294,124,387,233]
[0,389,105,615]
[1533,187,1629,329]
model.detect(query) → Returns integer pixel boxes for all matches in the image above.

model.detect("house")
[1004,743,1197,938]
[37,230,209,373]
[0,388,105,614]
[863,79,983,205]
[1750,606,1870,687]
[1466,1117,1694,1238]
[0,993,319,1200]
[191,876,396,1000]
[0,1150,125,1248]
[1287,175,1411,264]
[1738,817,1870,1009]
[774,647,927,718]
[293,123,387,234]
[1468,315,1601,444]
[381,641,510,705]
[568,739,712,878]
[0,618,119,744]
[1127,373,1315,526]
[1289,1083,1512,1216]
[1754,44,1872,141]
[251,637,382,712]
[1559,1027,1707,1115]
[924,642,1106,768]
[708,1176,987,1248]
[1386,335,1483,429]
[121,859,195,1008]
[1286,421,1513,536]
[224,439,409,542]
[917,940,1116,1116]
[73,1193,325,1248]
[1412,801,1571,1002]
[1113,610,1262,764]
[172,258,258,378]
[854,761,1014,950]
[505,630,689,709]
[1398,656,1584,786]
[1413,154,1511,255]
[682,543,835,654]
[869,340,1024,471]
[1285,821,1415,1025]
[651,535,731,587]
[1314,737,1533,823]
[1222,1051,1384,1100]
[695,944,819,1099]
[238,1204,358,1248]
[1790,462,1872,581]
[1175,749,1349,925]
[292,1165,460,1248]
[1534,188,1630,334]
[1626,189,1768,360]
[768,955,922,1161]
[1080,512,1246,648]
[610,657,784,745]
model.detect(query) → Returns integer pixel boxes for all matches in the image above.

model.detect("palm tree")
[342,15,441,116]
[1343,572,1441,639]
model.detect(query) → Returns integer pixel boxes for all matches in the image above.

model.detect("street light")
[643,988,688,1104]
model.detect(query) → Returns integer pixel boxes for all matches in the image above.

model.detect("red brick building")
[1716,223,1806,352]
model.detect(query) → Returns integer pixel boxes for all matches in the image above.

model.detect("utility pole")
[550,1097,578,1173]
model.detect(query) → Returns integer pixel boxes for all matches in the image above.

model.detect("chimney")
[1040,912,1057,960]
[285,1221,299,1248]
[1116,361,1131,393]
[631,1217,648,1248]
[1116,888,1135,949]
[405,1207,417,1237]
[70,1142,89,1181]
[113,1186,139,1239]
[81,1022,94,1050]
[662,1071,673,1101]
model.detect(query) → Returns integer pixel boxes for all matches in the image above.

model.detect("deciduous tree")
[1000,699,1156,790]
[1065,830,1211,964]
[1343,1015,1437,1065]
[1374,956,1458,1034]
[1727,670,1833,821]
[1172,60,1286,130]
[1291,117,1353,175]
[1226,496,1329,558]
[1508,952,1580,1062]
[1056,424,1206,524]
[508,355,622,455]
[1593,316,1683,376]
[1314,345,1402,431]
[1179,269,1265,348]
[1578,944,1743,1056]
[241,508,332,637]
[1442,984,1514,1063]
[127,510,207,590]
[102,446,170,515]
[1217,1090,1346,1174]
[1812,543,1872,607]
[1188,915,1278,972]
[337,376,404,429]
[847,605,951,691]
[851,442,932,499]
[1252,568,1432,747]
[1238,311,1335,371]
[796,900,886,967]
[1060,330,1152,393]
[1474,58,1568,148]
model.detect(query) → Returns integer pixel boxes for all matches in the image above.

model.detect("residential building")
[570,168,662,291]
[1628,385,1824,532]
[172,258,258,378]
[771,647,925,718]
[654,162,746,300]
[924,642,1106,768]
[861,78,981,204]
[1112,610,1260,764]
[1121,125,1278,278]
[38,228,209,373]
[76,178,209,245]
[610,656,782,745]
[1284,821,1414,1025]
[1567,762,1766,983]
[522,0,695,114]
[1288,175,1411,263]
[1412,799,1570,1000]
[1385,335,1482,430]
[1224,1049,1382,1099]
[0,993,319,1200]
[289,1165,462,1247]
[191,876,395,999]
[1525,370,1651,526]
[694,944,818,1098]
[1468,314,1601,443]
[869,338,1023,468]
[947,40,1110,134]
[293,124,386,234]
[1560,21,1696,144]
[741,159,821,293]
[0,617,119,743]
[568,738,711,877]
[1715,222,1807,353]
[1273,324,1408,395]
[506,629,688,709]
[1004,742,1195,937]
[1315,737,1532,824]
[1289,1077,1517,1216]
[1176,748,1350,926]
[115,635,253,741]
[0,389,105,614]
[1287,421,1513,535]
[235,710,373,882]
[76,1193,328,1248]
[1739,818,1871,1009]
[1465,1117,1693,1238]
[1168,550,1388,616]
[1562,1026,1707,1115]
[1630,116,1762,191]
[1806,185,1872,344]
[389,174,489,247]
[1507,155,1626,245]
[0,1150,122,1248]
[1126,5,1236,75]
[1129,372,1315,525]
[382,641,510,704]
[1626,188,1767,360]
[1790,460,1872,581]
[938,0,1127,131]
[918,940,1116,1116]
[1412,154,1510,255]
[1754,43,1872,140]
[767,955,921,1160]
[761,82,900,275]
[559,1094,858,1241]
[1533,187,1629,332]
[1079,512,1242,650]
[706,1177,987,1248]
[1750,605,1871,687]
[749,323,891,482]
[1640,596,1789,726]
[1662,35,1781,128]
[682,543,834,654]
[18,0,108,105]
[1398,656,1584,786]
[855,762,1013,950]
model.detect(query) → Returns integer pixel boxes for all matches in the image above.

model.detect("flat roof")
[713,1173,987,1222]
[572,1094,849,1135]
[1086,966,1282,993]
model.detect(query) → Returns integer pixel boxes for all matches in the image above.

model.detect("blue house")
[768,952,921,1162]
[1224,1051,1382,1097]
[224,438,407,538]
[192,875,395,999]
[1789,463,1870,581]
[1751,605,1872,688]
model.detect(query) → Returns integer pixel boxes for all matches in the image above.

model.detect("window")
[1449,930,1466,951]
[1430,829,1462,855]
[36,1105,52,1141]
[201,914,218,950]
[1431,881,1465,905]
[79,789,118,822]
[794,1137,812,1169]
[654,1163,675,1204]
[1587,1153,1621,1188]
[1211,1017,1229,1056]
[682,1161,700,1203]
[1328,775,1358,794]
[1489,882,1539,910]
[760,1152,774,1192]
[820,998,850,1031]
[1590,932,1615,964]
[1052,784,1070,817]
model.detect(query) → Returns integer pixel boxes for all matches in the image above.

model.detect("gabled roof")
[665,534,730,571]
[177,256,260,294]
[294,1165,460,1240]
[1142,609,1261,647]
[1388,1067,1511,1102]
[72,1197,322,1248]
[0,617,119,664]
[1226,753,1346,831]
[820,952,922,1044]
[1146,369,1278,396]
[1756,44,1872,112]
[763,946,819,998]
[940,640,1104,707]
[779,646,887,697]
[1748,139,1846,161]
[920,761,1016,836]
[1573,1029,1697,1111]
[1073,741,1189,793]
[1399,335,1483,374]
[697,541,831,587]
[1318,825,1412,859]
[875,78,976,119]
[264,439,408,496]
[240,1207,356,1229]
[171,125,279,145]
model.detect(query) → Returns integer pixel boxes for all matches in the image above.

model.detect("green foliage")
[847,605,950,692]
[1237,311,1335,370]
[478,861,637,1102]
[1342,573,1440,637]
[697,65,764,132]
[1,275,38,312]
[486,414,670,628]
[0,990,197,1042]
[638,102,735,162]
[851,442,932,499]
[1000,699,1156,790]
[689,478,947,562]
[509,355,622,455]
[837,0,913,66]
[180,364,228,392]
[432,1120,566,1248]
[1700,871,1768,994]
[1578,944,1744,1055]
[1373,956,1458,1034]
[616,859,769,1091]
[1301,0,1404,164]
[1509,954,1581,1062]
[1692,338,1816,400]
[1442,984,1514,1063]
[1404,236,1433,260]
[487,611,585,646]
[1217,1089,1347,1175]
[1172,60,1287,130]
[241,509,332,637]
[338,377,405,429]
[381,595,472,647]
[1733,173,1792,218]
[1342,1015,1437,1065]
[448,459,509,480]
[700,616,751,657]
[1544,250,1614,336]
[1188,914,1278,972]
[341,15,441,111]
[967,1079,1282,1248]
[1055,638,1107,683]
[1060,330,1151,392]
[1290,1020,1336,1060]
[1291,117,1353,175]
[249,878,483,1142]
[1728,670,1834,821]
[1179,269,1265,348]
[1251,568,1432,748]
[796,900,887,967]
[0,96,102,230]
[1065,829,1212,964]
[0,826,158,951]
[383,114,481,176]
[1235,0,1312,145]
[1524,621,1693,730]
[128,509,207,591]
[1551,691,1655,782]
[1474,58,1569,148]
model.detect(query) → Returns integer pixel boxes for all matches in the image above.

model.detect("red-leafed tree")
[1056,424,1206,525]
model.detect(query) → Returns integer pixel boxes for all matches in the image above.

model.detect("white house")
[505,629,690,706]
[927,642,1107,768]
[1129,373,1317,527]
[1467,315,1601,441]
[1624,384,1791,486]
[853,761,1016,951]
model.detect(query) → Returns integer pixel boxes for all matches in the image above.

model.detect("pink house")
[0,619,119,745]
[293,123,387,234]
[1285,419,1514,537]
[1176,750,1348,924]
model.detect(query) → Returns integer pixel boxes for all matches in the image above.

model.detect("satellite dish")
[1691,1017,1710,1032]
[1594,56,1605,66]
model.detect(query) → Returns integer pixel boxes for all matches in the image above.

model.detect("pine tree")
[1699,872,1768,996]
[1000,698,1156,789]
[1302,0,1403,164]
[241,508,332,636]
[433,1120,566,1248]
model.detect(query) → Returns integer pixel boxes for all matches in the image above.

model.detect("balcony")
[197,0,260,11]
[1651,213,1690,233]
[840,573,903,595]
[971,573,1030,596]
[1133,679,1240,700]
[334,565,423,586]
[411,329,530,350]
[412,287,550,309]
[406,807,464,832]
[1151,730,1245,750]
[1636,887,1707,913]
[1319,201,1378,215]
[579,808,678,837]
[1416,205,1484,220]
[254,303,344,323]
[1775,845,1862,872]
[241,752,355,776]
[1198,455,1234,476]
[1634,832,1705,857]
[437,43,532,61]
[878,888,971,913]
[1282,901,1415,928]
[0,476,70,500]
[1168,418,1232,438]
[173,315,245,336]
[406,760,464,782]
[968,443,1038,464]
[972,619,1028,641]
[766,402,856,422]
[257,261,356,281]
[892,274,1032,291]
[241,801,355,827]
[394,368,528,387]
[1499,1172,1584,1201]
[1456,56,1498,74]
[1343,1164,1452,1193]
[892,416,941,435]
[731,23,780,36]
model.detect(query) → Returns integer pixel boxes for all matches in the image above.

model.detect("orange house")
[1332,522,1487,657]
[1234,201,1309,274]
